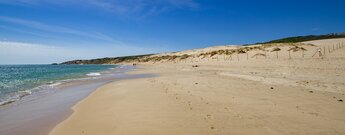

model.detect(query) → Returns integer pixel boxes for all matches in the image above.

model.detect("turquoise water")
[0,64,116,105]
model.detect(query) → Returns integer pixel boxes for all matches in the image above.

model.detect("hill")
[61,54,153,65]
[263,33,345,43]
[61,33,345,65]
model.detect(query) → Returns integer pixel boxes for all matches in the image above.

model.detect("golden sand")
[51,38,345,135]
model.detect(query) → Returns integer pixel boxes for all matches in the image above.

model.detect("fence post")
[247,53,248,60]
[328,46,331,53]
[276,51,278,59]
[237,53,239,61]
[323,47,326,56]
[265,51,267,59]
[312,48,322,57]
[333,44,335,51]
[302,50,304,58]
[288,51,291,59]
[336,43,338,50]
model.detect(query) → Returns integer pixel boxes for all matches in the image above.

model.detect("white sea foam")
[48,82,62,88]
[18,90,32,98]
[0,99,17,106]
[0,65,116,106]
[86,72,101,77]
[0,90,32,106]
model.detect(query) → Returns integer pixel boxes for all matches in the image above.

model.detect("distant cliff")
[61,54,153,65]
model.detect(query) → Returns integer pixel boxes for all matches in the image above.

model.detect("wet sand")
[0,66,154,135]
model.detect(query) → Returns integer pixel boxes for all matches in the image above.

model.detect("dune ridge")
[51,38,345,135]
[63,38,345,65]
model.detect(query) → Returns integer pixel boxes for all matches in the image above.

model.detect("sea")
[0,64,117,106]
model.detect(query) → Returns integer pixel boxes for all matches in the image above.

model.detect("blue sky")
[0,0,345,64]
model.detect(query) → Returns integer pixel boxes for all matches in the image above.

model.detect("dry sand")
[50,38,345,135]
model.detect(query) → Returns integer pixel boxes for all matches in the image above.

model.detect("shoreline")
[2,38,345,135]
[0,64,117,107]
[0,65,154,135]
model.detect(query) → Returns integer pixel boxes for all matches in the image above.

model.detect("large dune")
[51,38,345,135]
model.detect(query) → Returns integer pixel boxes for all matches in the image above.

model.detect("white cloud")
[0,41,167,64]
[0,0,198,18]
[0,41,79,64]
[0,25,54,38]
[0,16,120,43]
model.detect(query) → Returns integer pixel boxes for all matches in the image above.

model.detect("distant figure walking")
[132,63,137,66]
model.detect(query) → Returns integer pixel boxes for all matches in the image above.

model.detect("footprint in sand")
[308,112,319,116]
[206,114,213,119]
[210,126,216,130]
[296,80,310,86]
[224,107,231,111]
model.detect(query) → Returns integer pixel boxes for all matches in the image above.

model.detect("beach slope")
[51,38,345,135]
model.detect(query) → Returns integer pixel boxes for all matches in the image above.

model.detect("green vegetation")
[61,33,344,64]
[271,47,281,52]
[61,54,153,64]
[263,33,345,43]
[288,46,307,52]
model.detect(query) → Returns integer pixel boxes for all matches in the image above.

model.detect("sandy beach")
[1,1,344,134]
[50,39,345,135]
[0,66,153,135]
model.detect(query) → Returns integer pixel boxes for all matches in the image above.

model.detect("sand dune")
[50,38,345,135]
